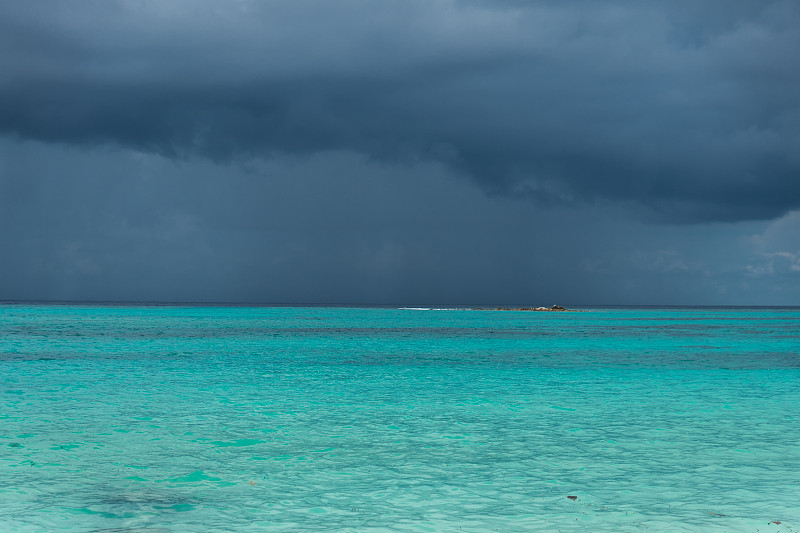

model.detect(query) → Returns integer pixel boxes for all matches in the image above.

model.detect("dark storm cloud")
[1,0,799,221]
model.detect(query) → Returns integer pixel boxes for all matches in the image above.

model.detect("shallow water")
[1,305,798,531]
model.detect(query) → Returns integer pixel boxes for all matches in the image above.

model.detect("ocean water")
[1,304,798,532]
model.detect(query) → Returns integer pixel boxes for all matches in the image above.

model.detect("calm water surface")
[1,305,798,532]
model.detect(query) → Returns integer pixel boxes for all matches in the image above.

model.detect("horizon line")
[1,299,798,310]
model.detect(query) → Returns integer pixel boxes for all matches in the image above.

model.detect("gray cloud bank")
[2,138,797,305]
[2,0,799,222]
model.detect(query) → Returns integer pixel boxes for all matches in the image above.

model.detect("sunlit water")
[1,304,798,532]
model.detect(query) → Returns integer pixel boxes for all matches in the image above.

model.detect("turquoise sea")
[1,304,798,532]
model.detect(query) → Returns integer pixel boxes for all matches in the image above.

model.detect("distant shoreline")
[474,305,573,312]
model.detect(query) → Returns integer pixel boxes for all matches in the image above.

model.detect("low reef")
[475,305,571,311]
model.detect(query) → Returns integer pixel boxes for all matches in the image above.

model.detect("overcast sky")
[1,0,799,305]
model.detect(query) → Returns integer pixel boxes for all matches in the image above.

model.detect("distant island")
[475,305,572,311]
